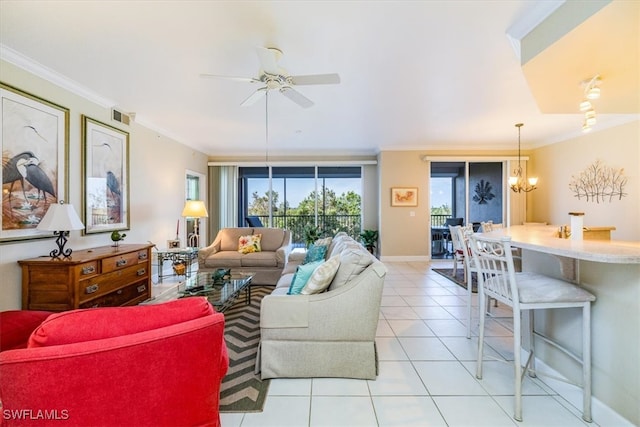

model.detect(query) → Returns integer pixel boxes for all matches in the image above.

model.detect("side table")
[156,247,198,280]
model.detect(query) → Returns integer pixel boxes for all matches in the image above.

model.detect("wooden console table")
[18,243,153,311]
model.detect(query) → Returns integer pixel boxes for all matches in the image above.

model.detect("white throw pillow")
[301,255,341,295]
[329,248,373,290]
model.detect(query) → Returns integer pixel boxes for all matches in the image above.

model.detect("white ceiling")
[1,1,638,157]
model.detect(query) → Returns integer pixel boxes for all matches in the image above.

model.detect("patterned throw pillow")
[287,260,323,295]
[301,255,341,295]
[303,244,328,264]
[238,234,262,254]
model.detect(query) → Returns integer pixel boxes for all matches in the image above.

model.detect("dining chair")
[468,233,596,422]
[443,217,464,255]
[449,224,477,338]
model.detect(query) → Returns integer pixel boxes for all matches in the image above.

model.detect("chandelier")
[508,123,538,193]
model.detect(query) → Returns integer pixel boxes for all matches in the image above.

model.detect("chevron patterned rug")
[219,286,271,412]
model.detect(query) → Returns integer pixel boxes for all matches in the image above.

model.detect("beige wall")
[0,61,208,311]
[378,151,430,259]
[530,120,640,240]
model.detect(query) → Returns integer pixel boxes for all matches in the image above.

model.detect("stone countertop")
[481,225,640,264]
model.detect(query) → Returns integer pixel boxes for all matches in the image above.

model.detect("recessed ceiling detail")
[518,0,639,114]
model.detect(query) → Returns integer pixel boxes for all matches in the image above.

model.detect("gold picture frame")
[1,83,69,243]
[391,187,418,207]
[81,115,130,235]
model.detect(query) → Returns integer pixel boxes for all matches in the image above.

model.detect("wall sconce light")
[36,200,85,259]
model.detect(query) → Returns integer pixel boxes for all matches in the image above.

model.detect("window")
[239,166,362,245]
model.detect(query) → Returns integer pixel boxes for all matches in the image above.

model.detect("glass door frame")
[425,155,529,258]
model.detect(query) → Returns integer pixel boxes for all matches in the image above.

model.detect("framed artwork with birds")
[81,115,130,235]
[1,83,69,242]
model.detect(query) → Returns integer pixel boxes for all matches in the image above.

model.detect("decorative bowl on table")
[212,268,231,285]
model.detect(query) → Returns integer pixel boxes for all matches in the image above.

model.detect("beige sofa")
[256,233,386,380]
[198,227,292,286]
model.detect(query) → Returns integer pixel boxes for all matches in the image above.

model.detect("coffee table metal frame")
[178,271,254,312]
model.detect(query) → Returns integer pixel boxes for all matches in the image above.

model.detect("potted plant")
[303,224,321,248]
[360,229,378,254]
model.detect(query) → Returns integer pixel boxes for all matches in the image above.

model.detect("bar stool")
[468,233,595,423]
[449,224,477,339]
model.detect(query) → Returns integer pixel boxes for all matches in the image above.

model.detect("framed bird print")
[81,115,130,235]
[1,83,69,243]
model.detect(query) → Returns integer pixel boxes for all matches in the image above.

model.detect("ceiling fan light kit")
[201,47,340,109]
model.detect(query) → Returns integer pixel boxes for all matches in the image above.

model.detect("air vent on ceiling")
[111,108,134,126]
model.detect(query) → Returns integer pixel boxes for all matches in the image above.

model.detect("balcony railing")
[430,214,453,227]
[246,214,362,246]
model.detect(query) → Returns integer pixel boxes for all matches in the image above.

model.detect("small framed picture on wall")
[391,187,418,207]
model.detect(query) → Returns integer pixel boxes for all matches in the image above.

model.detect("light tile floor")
[155,260,601,427]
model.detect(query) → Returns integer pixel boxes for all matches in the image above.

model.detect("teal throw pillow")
[303,244,327,264]
[287,260,323,295]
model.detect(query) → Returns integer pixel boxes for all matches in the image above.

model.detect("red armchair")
[0,297,228,427]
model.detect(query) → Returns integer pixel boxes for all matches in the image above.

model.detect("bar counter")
[482,225,640,425]
[482,225,640,264]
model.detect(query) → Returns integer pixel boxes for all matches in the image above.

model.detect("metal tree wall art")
[568,160,627,203]
[473,179,495,205]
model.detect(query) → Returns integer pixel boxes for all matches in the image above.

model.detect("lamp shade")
[181,200,209,218]
[37,201,84,231]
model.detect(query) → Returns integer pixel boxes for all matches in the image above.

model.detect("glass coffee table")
[178,271,254,312]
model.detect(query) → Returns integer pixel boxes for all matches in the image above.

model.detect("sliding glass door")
[239,166,362,246]
[429,160,505,259]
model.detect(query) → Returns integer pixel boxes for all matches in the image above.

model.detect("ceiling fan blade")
[199,74,260,83]
[256,47,283,75]
[280,87,314,108]
[290,73,341,85]
[240,87,267,107]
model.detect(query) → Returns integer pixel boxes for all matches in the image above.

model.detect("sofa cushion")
[288,260,323,295]
[241,251,278,267]
[256,228,287,251]
[28,297,214,348]
[0,310,53,351]
[303,244,328,264]
[219,227,254,251]
[239,234,262,254]
[205,251,243,267]
[329,247,373,290]
[301,255,341,295]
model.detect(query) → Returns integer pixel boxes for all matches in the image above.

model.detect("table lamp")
[37,200,85,259]
[182,200,209,248]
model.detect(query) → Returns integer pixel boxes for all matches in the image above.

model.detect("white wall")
[1,61,208,311]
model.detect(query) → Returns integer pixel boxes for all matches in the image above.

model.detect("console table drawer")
[75,261,99,277]
[79,264,149,302]
[79,281,149,309]
[102,251,141,273]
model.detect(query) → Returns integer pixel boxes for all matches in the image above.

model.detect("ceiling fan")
[200,47,340,108]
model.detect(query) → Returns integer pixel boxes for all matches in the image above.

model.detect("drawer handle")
[137,284,147,293]
[85,284,99,294]
[117,289,123,295]
[137,268,146,276]
[116,259,128,267]
[138,252,148,260]
[81,265,96,275]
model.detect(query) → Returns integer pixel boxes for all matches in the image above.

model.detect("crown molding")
[1,44,116,108]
